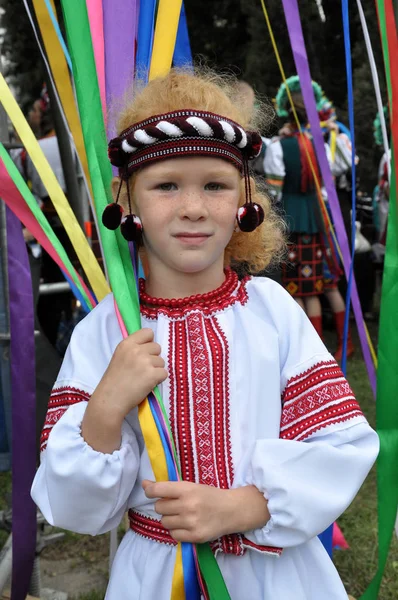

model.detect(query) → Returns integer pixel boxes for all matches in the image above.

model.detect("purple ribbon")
[103,0,138,142]
[281,0,376,396]
[6,207,36,600]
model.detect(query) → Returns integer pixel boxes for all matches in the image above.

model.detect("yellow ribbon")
[330,129,337,163]
[171,544,186,600]
[138,401,169,482]
[0,74,109,301]
[32,0,94,200]
[149,0,183,80]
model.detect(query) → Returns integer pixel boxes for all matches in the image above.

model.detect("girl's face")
[133,157,241,276]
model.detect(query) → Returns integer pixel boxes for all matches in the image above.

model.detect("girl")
[32,69,378,600]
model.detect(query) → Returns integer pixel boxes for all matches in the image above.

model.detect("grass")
[328,323,398,600]
[71,591,106,600]
[1,321,397,600]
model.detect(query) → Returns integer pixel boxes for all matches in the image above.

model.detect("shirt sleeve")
[264,138,285,200]
[234,282,379,548]
[331,133,354,177]
[31,294,141,535]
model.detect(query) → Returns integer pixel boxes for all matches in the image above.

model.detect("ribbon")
[25,0,107,278]
[173,3,193,69]
[378,0,398,206]
[103,0,138,140]
[7,206,36,600]
[149,0,183,80]
[43,0,72,70]
[0,146,95,312]
[136,0,157,80]
[280,0,376,396]
[30,0,94,201]
[340,0,357,372]
[86,0,106,118]
[356,0,390,182]
[0,73,109,302]
[360,2,398,597]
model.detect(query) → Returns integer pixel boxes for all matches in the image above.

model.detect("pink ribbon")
[86,0,106,118]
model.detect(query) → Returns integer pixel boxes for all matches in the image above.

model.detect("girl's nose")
[179,191,209,220]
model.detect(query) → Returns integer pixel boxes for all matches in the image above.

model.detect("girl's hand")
[81,329,167,453]
[143,480,270,544]
[93,328,167,420]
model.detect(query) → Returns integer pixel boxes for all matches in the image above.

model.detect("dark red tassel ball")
[120,214,143,243]
[237,202,264,232]
[102,203,124,230]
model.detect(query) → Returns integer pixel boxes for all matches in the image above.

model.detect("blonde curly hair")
[113,68,286,273]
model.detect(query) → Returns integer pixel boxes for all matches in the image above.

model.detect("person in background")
[373,107,390,246]
[22,86,76,347]
[265,76,335,339]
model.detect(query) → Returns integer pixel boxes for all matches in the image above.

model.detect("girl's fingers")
[155,498,180,516]
[151,355,165,368]
[144,342,162,356]
[161,516,185,530]
[143,481,181,499]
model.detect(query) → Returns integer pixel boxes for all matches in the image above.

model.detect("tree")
[0,0,63,111]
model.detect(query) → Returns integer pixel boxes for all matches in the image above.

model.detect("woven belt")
[128,510,283,557]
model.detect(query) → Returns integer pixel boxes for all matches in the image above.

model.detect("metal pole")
[46,77,87,230]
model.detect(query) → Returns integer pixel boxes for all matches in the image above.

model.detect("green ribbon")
[360,2,398,597]
[60,2,230,597]
[60,0,139,331]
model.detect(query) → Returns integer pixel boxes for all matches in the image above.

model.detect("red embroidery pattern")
[129,510,177,546]
[40,386,91,451]
[140,275,249,320]
[280,361,364,442]
[167,312,282,556]
[129,511,282,557]
[169,313,233,490]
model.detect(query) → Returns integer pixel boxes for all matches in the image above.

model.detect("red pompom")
[120,214,143,243]
[108,139,125,168]
[236,202,264,232]
[246,132,263,159]
[102,203,123,230]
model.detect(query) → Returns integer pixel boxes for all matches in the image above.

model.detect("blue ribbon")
[173,3,193,69]
[136,0,157,81]
[43,0,73,71]
[148,394,201,600]
[336,121,351,140]
[341,0,357,374]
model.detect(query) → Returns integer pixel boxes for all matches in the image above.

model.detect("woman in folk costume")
[31,69,378,600]
[264,76,336,339]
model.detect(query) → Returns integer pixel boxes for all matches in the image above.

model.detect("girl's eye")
[157,182,177,191]
[205,182,225,191]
